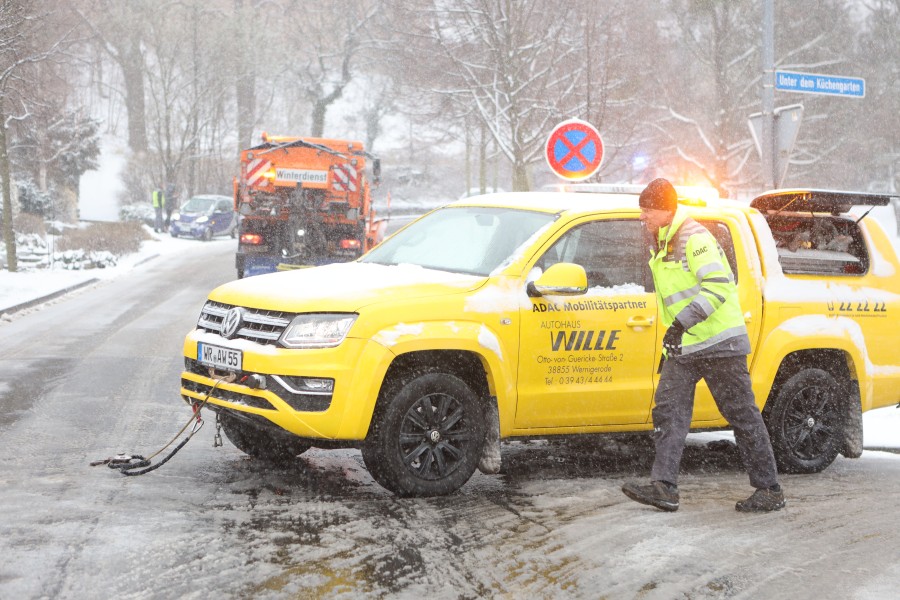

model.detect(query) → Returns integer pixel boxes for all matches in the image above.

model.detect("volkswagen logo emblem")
[221,307,244,339]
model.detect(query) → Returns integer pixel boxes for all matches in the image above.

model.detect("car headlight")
[171,212,180,221]
[279,313,357,349]
[196,216,209,223]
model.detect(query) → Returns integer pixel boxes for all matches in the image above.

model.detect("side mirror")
[526,263,588,298]
[372,158,381,185]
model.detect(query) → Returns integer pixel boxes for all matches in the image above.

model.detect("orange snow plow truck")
[233,133,384,278]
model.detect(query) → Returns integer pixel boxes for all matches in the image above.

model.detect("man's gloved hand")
[662,320,685,357]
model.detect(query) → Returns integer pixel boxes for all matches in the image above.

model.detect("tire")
[219,412,310,463]
[764,368,845,474]
[170,231,178,238]
[362,373,485,497]
[202,227,213,242]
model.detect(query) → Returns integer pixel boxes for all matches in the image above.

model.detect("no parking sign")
[545,119,604,181]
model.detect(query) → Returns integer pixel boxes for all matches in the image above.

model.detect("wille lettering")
[550,330,620,351]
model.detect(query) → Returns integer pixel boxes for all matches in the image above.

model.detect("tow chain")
[91,372,236,476]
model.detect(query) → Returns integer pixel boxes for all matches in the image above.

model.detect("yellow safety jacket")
[152,189,165,208]
[650,208,749,356]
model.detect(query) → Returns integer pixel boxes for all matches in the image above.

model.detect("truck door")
[516,216,659,428]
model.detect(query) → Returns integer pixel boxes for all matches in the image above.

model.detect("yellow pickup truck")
[180,186,900,496]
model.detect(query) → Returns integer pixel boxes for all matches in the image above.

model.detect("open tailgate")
[751,189,897,214]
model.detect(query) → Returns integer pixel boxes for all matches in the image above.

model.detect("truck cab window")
[538,219,648,290]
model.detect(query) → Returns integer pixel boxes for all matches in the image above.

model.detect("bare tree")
[229,0,274,153]
[648,1,761,195]
[388,0,642,191]
[74,0,154,155]
[142,1,233,197]
[651,0,864,195]
[275,0,381,138]
[426,0,584,190]
[769,0,867,188]
[0,0,76,271]
[851,0,899,192]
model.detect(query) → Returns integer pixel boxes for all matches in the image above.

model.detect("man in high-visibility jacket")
[621,178,785,513]
[151,188,165,233]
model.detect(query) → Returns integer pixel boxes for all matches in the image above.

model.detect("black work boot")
[621,480,679,512]
[735,486,785,513]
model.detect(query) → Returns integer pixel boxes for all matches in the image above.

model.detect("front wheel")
[362,373,485,496]
[202,227,213,242]
[219,412,311,463]
[764,368,845,474]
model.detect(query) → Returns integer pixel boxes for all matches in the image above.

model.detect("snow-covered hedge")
[11,232,118,270]
[51,249,118,270]
[10,220,146,271]
[119,204,156,227]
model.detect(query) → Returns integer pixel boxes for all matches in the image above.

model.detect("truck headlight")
[279,313,357,348]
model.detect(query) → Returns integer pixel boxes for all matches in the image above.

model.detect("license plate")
[197,342,242,371]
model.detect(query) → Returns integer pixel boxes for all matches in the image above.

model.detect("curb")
[0,278,101,316]
[0,253,162,318]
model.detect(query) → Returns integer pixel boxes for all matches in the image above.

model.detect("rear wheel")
[764,368,845,473]
[362,373,485,496]
[219,412,310,462]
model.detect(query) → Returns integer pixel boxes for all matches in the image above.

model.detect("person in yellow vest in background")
[621,178,785,513]
[151,187,165,233]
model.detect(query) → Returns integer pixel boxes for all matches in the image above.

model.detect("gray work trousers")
[650,354,779,489]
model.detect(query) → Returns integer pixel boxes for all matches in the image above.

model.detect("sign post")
[545,119,604,181]
[748,104,804,189]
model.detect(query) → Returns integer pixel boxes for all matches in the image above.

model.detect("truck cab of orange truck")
[233,134,382,278]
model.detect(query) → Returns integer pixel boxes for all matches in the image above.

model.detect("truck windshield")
[361,206,556,275]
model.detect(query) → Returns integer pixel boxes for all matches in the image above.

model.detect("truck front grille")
[197,300,292,345]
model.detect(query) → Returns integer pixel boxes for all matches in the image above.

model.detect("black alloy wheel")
[362,373,485,496]
[764,368,845,474]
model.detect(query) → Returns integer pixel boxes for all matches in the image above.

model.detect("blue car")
[169,195,237,241]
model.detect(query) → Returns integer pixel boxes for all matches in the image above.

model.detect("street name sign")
[775,70,865,98]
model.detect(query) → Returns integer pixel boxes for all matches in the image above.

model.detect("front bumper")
[180,330,394,441]
[171,221,208,238]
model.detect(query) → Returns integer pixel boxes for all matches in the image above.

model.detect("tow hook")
[90,454,150,469]
[243,373,267,390]
[90,372,235,476]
